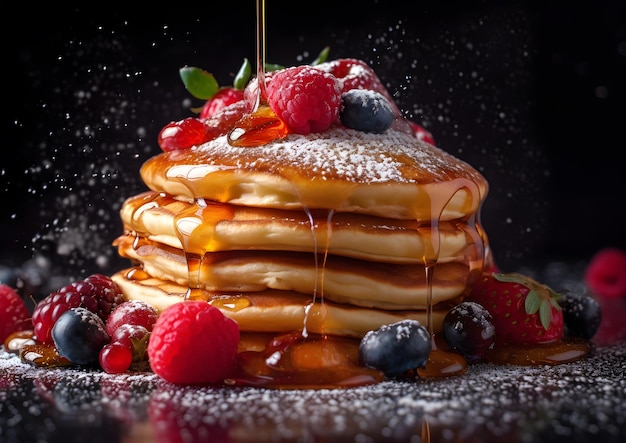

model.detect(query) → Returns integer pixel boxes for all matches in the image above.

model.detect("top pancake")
[140,128,488,220]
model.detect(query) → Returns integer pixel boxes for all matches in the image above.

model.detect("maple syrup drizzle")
[227,0,288,147]
[301,207,334,338]
[416,179,486,378]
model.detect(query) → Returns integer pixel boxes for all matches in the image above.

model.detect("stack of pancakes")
[111,127,489,338]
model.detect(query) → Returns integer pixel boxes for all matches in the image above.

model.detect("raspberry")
[199,87,244,119]
[84,273,125,317]
[317,58,396,109]
[32,274,123,344]
[148,301,239,385]
[265,66,342,134]
[585,248,626,299]
[0,284,32,343]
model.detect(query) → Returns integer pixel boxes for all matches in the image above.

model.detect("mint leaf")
[234,59,252,90]
[312,46,330,65]
[179,67,219,100]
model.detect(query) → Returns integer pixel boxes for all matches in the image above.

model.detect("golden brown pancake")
[115,234,472,310]
[120,191,471,263]
[140,128,488,221]
[111,268,448,337]
[113,125,489,342]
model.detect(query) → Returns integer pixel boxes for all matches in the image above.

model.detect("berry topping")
[442,301,496,363]
[203,100,248,140]
[158,117,208,152]
[340,89,394,134]
[558,290,602,340]
[32,275,123,344]
[199,87,245,119]
[318,58,392,102]
[51,307,110,366]
[0,284,32,343]
[466,272,564,344]
[584,247,626,299]
[359,319,431,377]
[265,65,342,134]
[148,301,240,385]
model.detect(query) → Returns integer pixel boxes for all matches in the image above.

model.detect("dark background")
[3,0,625,286]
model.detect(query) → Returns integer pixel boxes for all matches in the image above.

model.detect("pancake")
[111,268,448,337]
[120,191,471,263]
[111,62,490,362]
[140,128,488,221]
[115,234,472,310]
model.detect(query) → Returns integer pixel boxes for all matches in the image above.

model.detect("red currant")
[100,342,133,374]
[199,87,244,119]
[158,117,208,152]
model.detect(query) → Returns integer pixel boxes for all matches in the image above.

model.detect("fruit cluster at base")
[2,247,622,386]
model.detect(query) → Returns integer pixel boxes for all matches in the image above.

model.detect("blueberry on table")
[340,90,394,134]
[442,301,496,363]
[558,290,602,340]
[359,319,431,377]
[52,307,110,365]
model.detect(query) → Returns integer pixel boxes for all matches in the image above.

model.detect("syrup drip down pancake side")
[111,268,449,338]
[119,191,472,264]
[114,127,490,339]
[140,128,488,220]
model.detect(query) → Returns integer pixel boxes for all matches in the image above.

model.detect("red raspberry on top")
[265,66,342,134]
[317,58,397,109]
[585,248,626,299]
[148,301,240,385]
[0,284,32,343]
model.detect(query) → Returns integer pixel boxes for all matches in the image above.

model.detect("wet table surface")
[2,342,625,443]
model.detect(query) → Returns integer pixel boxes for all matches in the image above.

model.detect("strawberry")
[466,272,563,344]
[199,87,244,119]
[0,284,32,343]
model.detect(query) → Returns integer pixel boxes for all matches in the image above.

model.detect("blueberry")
[443,301,496,363]
[340,90,394,134]
[359,319,431,377]
[52,307,110,365]
[558,290,602,340]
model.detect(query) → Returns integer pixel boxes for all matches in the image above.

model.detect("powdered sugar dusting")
[190,127,484,184]
[1,344,625,442]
